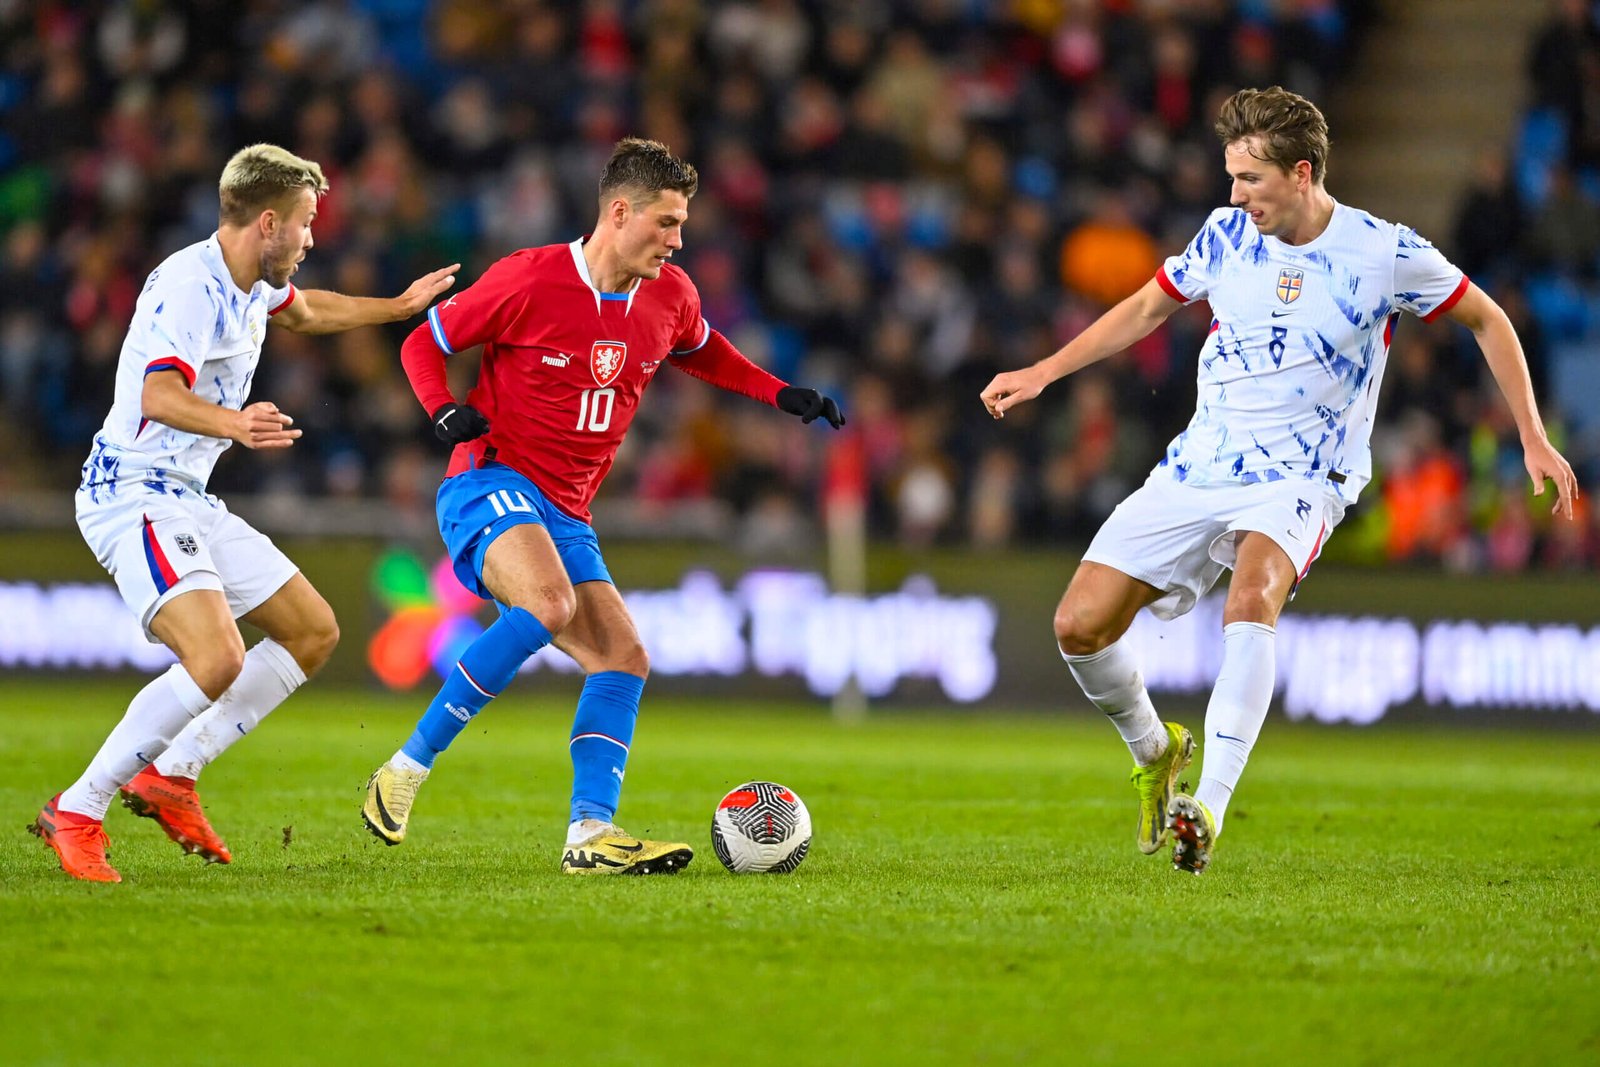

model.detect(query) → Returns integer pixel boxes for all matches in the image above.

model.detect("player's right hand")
[432,402,489,444]
[233,402,301,449]
[980,369,1045,419]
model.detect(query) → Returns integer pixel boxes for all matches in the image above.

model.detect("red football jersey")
[424,239,709,521]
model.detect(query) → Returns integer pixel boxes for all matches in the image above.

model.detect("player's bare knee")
[1054,603,1111,657]
[522,586,576,634]
[616,641,649,679]
[294,613,340,674]
[187,641,246,701]
[1223,585,1281,627]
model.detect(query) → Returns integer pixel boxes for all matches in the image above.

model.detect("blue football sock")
[402,607,552,768]
[568,671,645,824]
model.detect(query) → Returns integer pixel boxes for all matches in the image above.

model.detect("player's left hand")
[1524,436,1580,519]
[395,264,461,318]
[776,386,846,428]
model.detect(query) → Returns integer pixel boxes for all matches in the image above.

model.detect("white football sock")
[566,818,613,845]
[59,664,213,819]
[1195,621,1277,832]
[156,638,306,781]
[1064,639,1167,765]
[390,751,429,775]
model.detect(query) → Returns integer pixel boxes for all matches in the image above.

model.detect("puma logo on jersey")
[542,352,573,367]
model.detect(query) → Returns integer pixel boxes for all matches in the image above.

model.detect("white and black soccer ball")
[710,781,811,873]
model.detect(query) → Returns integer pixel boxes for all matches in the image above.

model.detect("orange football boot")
[120,766,232,864]
[30,795,121,883]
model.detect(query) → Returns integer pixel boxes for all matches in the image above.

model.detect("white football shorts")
[76,486,298,642]
[1082,472,1347,620]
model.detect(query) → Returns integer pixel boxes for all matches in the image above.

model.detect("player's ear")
[607,196,631,228]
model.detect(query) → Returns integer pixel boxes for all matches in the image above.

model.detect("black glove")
[776,386,846,429]
[431,402,490,444]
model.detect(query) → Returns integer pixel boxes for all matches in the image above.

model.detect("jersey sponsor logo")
[1276,267,1304,304]
[542,352,573,367]
[174,533,199,556]
[640,360,661,374]
[591,340,627,387]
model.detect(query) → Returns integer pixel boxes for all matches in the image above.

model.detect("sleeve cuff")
[1420,275,1470,322]
[143,356,197,388]
[268,284,297,316]
[426,305,456,355]
[1155,268,1190,304]
[671,317,711,355]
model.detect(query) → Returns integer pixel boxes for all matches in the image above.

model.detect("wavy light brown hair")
[1215,86,1330,183]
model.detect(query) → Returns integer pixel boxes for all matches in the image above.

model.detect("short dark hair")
[1215,86,1330,184]
[598,137,699,207]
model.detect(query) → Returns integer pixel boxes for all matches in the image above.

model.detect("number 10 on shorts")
[486,490,534,516]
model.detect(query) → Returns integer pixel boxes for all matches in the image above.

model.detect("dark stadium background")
[0,0,1595,719]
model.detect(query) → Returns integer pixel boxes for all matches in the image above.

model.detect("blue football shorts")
[435,462,612,603]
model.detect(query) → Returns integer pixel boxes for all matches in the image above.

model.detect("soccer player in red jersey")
[361,138,844,874]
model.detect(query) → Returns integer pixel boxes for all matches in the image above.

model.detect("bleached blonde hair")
[218,144,329,226]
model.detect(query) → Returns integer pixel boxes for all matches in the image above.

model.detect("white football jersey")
[1155,201,1467,500]
[78,235,295,503]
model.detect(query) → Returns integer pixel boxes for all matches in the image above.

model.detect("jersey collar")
[569,237,639,316]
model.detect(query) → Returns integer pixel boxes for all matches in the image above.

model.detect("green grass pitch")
[2,680,1597,1066]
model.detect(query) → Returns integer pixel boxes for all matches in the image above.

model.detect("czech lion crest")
[590,340,627,387]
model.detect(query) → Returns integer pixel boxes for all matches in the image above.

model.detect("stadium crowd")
[2,0,1595,569]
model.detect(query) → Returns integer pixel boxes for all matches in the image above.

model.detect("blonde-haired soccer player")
[981,87,1577,875]
[31,144,459,882]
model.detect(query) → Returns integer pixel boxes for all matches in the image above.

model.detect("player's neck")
[216,226,264,292]
[581,235,636,294]
[1278,189,1336,247]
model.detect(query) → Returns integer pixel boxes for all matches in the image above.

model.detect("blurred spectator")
[21,1,1593,573]
[1450,148,1522,282]
[1059,187,1162,307]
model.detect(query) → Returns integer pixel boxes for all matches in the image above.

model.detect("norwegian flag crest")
[1276,267,1304,304]
[590,340,627,387]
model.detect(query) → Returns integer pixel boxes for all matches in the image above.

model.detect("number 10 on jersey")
[576,388,615,432]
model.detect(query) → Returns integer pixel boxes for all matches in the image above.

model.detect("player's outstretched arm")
[271,264,460,335]
[141,368,301,449]
[672,329,845,428]
[981,276,1179,419]
[1444,283,1579,519]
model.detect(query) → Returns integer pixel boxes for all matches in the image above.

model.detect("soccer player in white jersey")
[980,87,1578,875]
[30,144,458,882]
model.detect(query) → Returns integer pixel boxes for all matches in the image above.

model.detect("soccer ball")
[710,781,812,873]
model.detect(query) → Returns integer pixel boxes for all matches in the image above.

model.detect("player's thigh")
[1222,533,1298,626]
[239,571,339,672]
[149,587,246,697]
[481,523,577,630]
[1055,561,1164,655]
[1214,480,1345,625]
[552,580,648,676]
[1076,475,1228,636]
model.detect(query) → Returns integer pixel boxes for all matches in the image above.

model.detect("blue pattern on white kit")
[1155,202,1465,502]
